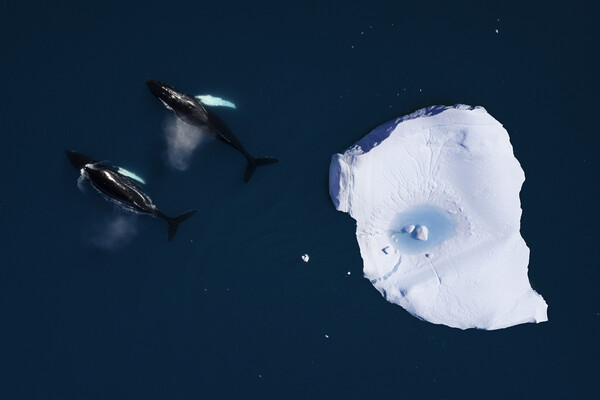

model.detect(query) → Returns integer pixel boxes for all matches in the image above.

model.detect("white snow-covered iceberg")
[329,105,547,330]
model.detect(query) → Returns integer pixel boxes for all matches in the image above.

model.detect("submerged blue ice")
[389,205,456,254]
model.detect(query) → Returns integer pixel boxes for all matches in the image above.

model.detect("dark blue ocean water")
[1,1,598,398]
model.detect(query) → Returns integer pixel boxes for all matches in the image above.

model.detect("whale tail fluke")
[166,210,197,241]
[244,156,279,183]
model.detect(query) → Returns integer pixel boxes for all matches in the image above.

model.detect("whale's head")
[146,79,171,100]
[146,79,189,107]
[146,79,205,124]
[66,150,97,170]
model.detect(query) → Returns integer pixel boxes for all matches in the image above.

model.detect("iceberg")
[329,105,547,330]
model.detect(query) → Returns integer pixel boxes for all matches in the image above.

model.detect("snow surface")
[329,105,547,330]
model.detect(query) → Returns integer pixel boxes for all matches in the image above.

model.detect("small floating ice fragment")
[403,224,415,233]
[301,254,310,262]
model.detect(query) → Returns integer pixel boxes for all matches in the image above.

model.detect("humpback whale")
[66,150,196,241]
[146,79,278,182]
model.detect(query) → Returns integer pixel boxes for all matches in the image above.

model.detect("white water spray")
[163,118,209,171]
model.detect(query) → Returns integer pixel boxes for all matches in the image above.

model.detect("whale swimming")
[146,79,278,182]
[66,150,196,241]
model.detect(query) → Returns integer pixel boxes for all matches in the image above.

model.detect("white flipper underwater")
[195,94,236,109]
[117,167,146,184]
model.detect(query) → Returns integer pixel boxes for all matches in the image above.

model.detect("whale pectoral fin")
[116,167,146,185]
[195,94,237,109]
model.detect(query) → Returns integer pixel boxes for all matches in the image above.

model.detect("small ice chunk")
[403,224,415,233]
[415,225,429,241]
[301,254,310,262]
